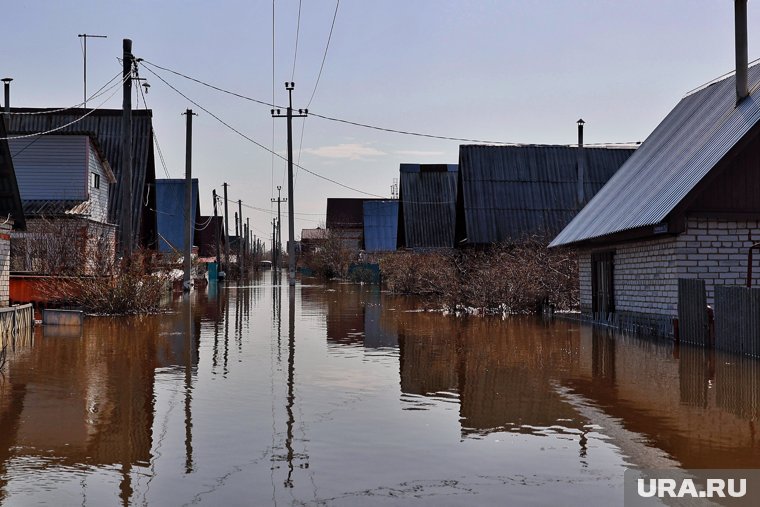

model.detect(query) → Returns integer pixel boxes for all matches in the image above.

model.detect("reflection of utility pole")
[272,82,307,286]
[77,33,107,108]
[284,288,296,487]
[271,186,286,270]
[184,296,194,474]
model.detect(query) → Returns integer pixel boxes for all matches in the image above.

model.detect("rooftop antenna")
[78,34,107,108]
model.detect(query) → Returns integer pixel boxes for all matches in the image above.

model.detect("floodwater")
[0,273,759,506]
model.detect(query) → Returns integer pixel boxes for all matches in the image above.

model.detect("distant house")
[195,216,224,258]
[10,108,158,249]
[326,198,368,251]
[397,164,458,249]
[155,179,200,254]
[550,60,760,337]
[0,118,25,306]
[456,144,634,245]
[301,227,327,254]
[9,133,116,275]
[363,200,399,252]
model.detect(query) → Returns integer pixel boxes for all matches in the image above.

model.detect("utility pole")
[2,78,12,127]
[182,109,197,291]
[248,218,252,264]
[238,199,244,278]
[223,182,231,277]
[120,39,134,259]
[212,189,221,278]
[271,186,286,270]
[77,34,107,107]
[271,82,307,286]
[272,218,277,266]
[235,211,240,277]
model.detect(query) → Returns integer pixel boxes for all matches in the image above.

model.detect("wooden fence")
[714,286,760,357]
[0,303,34,350]
[677,278,709,345]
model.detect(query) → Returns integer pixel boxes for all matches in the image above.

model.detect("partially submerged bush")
[379,237,578,313]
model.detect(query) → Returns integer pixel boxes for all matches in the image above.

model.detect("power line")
[291,0,302,82]
[306,0,340,108]
[137,74,172,179]
[140,63,385,197]
[8,70,123,115]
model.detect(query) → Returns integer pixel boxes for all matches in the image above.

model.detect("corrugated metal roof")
[399,164,458,248]
[551,63,760,247]
[22,199,88,216]
[0,119,25,229]
[326,198,366,229]
[155,179,200,253]
[301,228,327,240]
[9,108,156,246]
[459,145,633,244]
[363,200,399,252]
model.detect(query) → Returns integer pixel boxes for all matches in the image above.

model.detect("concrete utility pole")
[234,211,240,277]
[77,34,107,107]
[182,109,197,291]
[248,218,252,263]
[238,199,244,278]
[120,39,134,259]
[272,82,307,286]
[223,182,231,276]
[272,218,277,266]
[271,186,286,270]
[212,189,221,277]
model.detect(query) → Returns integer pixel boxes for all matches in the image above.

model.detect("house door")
[591,251,615,320]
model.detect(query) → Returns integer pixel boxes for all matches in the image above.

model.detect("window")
[91,172,100,189]
[591,251,615,320]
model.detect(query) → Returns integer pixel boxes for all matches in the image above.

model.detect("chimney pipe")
[2,78,12,125]
[576,118,586,206]
[736,0,749,103]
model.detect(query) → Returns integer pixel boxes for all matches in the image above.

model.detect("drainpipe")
[747,242,760,287]
[576,118,585,205]
[736,0,749,103]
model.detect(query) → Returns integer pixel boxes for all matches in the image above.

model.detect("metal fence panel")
[678,278,708,345]
[715,285,760,357]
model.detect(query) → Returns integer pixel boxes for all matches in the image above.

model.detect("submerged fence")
[0,303,34,350]
[714,286,760,357]
[677,279,709,346]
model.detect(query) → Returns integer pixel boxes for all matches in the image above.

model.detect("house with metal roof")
[363,200,399,252]
[456,143,634,245]
[8,133,117,276]
[0,117,25,306]
[326,197,372,251]
[398,164,458,249]
[9,108,158,250]
[155,179,201,254]
[550,16,760,337]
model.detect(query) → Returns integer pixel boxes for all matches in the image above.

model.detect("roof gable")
[551,63,760,247]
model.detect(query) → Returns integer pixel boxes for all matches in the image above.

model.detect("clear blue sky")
[2,1,758,241]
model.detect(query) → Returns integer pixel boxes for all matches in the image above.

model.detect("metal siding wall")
[155,179,199,254]
[363,200,398,252]
[88,146,110,223]
[9,136,87,201]
[715,286,760,357]
[400,167,458,248]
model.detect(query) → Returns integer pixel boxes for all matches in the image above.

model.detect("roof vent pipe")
[736,0,749,103]
[1,77,12,126]
[576,118,586,206]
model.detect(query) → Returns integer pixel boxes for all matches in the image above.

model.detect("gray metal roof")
[459,145,633,244]
[399,164,458,248]
[551,62,760,247]
[9,108,156,246]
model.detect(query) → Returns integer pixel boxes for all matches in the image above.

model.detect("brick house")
[551,56,760,336]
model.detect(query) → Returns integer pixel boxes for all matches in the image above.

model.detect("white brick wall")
[579,217,760,325]
[0,221,11,306]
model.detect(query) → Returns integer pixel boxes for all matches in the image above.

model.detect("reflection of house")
[398,164,458,249]
[155,179,201,254]
[551,24,760,336]
[9,134,116,274]
[0,118,25,306]
[457,144,633,245]
[10,108,158,249]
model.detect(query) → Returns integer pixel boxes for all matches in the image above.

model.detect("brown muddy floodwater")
[0,273,758,506]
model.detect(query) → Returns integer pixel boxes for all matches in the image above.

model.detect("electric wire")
[137,72,172,179]
[291,0,302,82]
[8,70,124,115]
[306,0,340,108]
[141,64,386,197]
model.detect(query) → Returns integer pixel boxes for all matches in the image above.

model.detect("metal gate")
[714,285,760,357]
[677,278,708,345]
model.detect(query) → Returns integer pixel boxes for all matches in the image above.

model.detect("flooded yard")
[0,272,758,506]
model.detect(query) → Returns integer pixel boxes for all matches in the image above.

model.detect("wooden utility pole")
[182,109,196,291]
[223,182,231,276]
[212,189,221,277]
[272,82,307,286]
[120,39,134,259]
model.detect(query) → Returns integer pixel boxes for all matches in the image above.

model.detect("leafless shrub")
[379,236,578,313]
[300,230,358,279]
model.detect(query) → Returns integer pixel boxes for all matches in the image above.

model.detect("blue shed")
[363,200,399,252]
[155,179,201,254]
